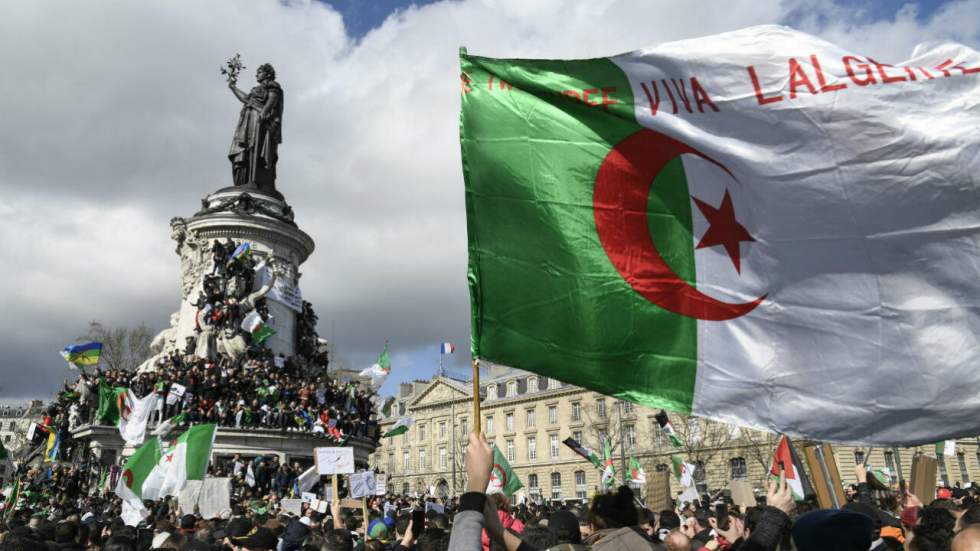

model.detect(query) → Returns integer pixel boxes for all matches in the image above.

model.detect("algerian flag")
[672,455,696,488]
[359,343,391,389]
[142,424,216,500]
[115,437,162,503]
[487,445,523,496]
[96,383,128,425]
[629,456,646,485]
[241,311,276,344]
[460,27,980,446]
[119,390,157,445]
[654,411,685,448]
[383,417,413,438]
[769,435,813,501]
[151,413,187,437]
[601,439,616,488]
[936,440,957,457]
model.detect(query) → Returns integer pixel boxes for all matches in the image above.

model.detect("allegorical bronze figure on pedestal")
[222,54,283,195]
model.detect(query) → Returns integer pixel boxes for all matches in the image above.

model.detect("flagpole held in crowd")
[471,358,481,433]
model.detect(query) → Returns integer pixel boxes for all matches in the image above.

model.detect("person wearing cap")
[234,527,279,551]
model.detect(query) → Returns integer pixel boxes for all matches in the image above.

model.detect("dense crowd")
[6,431,980,551]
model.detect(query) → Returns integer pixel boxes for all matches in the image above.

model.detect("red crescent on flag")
[123,469,134,488]
[490,463,507,488]
[594,128,765,321]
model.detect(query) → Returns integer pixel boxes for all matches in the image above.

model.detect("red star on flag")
[692,189,755,273]
[164,454,174,463]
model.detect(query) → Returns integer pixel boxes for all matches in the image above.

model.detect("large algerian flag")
[142,424,216,500]
[119,390,157,445]
[460,26,980,446]
[96,383,128,425]
[115,437,162,502]
[383,417,413,438]
[359,343,391,389]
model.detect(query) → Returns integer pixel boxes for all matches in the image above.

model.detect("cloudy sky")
[0,0,977,401]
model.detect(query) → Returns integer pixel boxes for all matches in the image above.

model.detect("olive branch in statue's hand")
[221,53,245,85]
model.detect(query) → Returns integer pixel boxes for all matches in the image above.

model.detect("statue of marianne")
[227,63,283,194]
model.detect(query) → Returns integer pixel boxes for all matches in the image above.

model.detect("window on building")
[730,457,748,480]
[548,406,558,425]
[656,463,669,472]
[573,431,583,444]
[575,470,587,500]
[938,455,951,487]
[854,451,865,465]
[597,399,606,418]
[526,409,536,428]
[419,424,427,441]
[461,418,468,435]
[507,381,517,397]
[694,460,707,492]
[528,474,539,496]
[571,402,581,422]
[528,376,538,391]
[621,401,633,414]
[439,421,446,439]
[486,416,494,434]
[550,434,560,458]
[419,449,427,471]
[487,385,496,400]
[884,451,896,480]
[388,452,395,473]
[528,437,537,461]
[506,412,514,432]
[440,447,447,468]
[551,472,562,500]
[625,424,636,451]
[3,435,9,443]
[958,453,971,483]
[402,482,410,495]
[7,422,13,430]
[653,421,664,449]
[549,378,560,390]
[403,451,410,472]
[506,439,515,462]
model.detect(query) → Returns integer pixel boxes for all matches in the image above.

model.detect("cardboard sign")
[803,443,846,509]
[911,454,938,501]
[301,492,317,503]
[281,498,304,516]
[375,475,387,496]
[729,479,756,507]
[315,447,355,475]
[645,469,673,511]
[350,472,377,499]
[166,383,186,405]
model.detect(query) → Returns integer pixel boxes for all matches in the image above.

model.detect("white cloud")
[0,0,976,398]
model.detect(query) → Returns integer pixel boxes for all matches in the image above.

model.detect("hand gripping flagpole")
[472,358,481,434]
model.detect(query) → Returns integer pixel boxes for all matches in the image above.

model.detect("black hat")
[224,518,253,539]
[180,514,197,530]
[233,527,278,550]
[548,510,582,544]
[792,509,872,551]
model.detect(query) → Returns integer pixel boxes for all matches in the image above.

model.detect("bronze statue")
[225,57,283,194]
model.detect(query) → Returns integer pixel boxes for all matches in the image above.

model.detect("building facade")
[372,367,980,504]
[0,400,46,483]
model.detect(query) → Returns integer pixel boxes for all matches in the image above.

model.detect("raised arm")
[228,82,248,104]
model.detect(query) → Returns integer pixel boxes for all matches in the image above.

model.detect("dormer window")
[487,384,496,400]
[507,381,517,397]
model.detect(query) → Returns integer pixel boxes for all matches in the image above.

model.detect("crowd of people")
[6,431,980,551]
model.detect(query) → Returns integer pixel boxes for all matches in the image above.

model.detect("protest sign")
[729,480,755,507]
[646,469,672,511]
[315,447,354,475]
[349,471,376,499]
[301,492,317,503]
[178,480,203,515]
[167,383,186,406]
[911,454,938,501]
[803,443,845,508]
[198,478,231,520]
[375,474,387,496]
[281,498,303,516]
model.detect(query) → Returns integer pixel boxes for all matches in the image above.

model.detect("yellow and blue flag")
[60,342,102,368]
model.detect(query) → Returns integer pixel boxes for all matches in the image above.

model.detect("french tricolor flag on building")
[440,342,455,354]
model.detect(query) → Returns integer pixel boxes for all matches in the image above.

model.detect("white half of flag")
[119,390,157,445]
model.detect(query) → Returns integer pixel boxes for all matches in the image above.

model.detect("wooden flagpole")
[472,359,481,433]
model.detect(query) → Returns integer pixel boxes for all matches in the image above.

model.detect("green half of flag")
[176,423,217,480]
[460,52,696,413]
[378,343,391,371]
[96,383,128,425]
[488,445,523,496]
[121,437,162,498]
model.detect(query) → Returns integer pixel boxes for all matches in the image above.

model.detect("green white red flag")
[629,456,646,485]
[142,424,216,500]
[487,445,523,496]
[671,455,695,487]
[459,25,980,446]
[601,439,616,488]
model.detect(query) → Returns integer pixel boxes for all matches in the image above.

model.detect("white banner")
[314,447,355,475]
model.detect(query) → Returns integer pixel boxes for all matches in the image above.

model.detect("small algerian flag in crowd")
[241,311,276,344]
[629,456,646,485]
[769,435,813,501]
[936,440,957,457]
[383,417,413,438]
[359,343,391,389]
[60,342,102,368]
[672,455,696,488]
[563,437,603,470]
[151,413,187,437]
[601,439,616,488]
[871,467,893,486]
[460,28,980,446]
[115,437,162,503]
[118,390,157,445]
[440,342,456,354]
[142,424,217,500]
[654,410,684,448]
[487,445,523,496]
